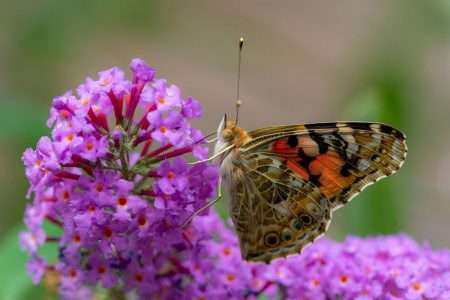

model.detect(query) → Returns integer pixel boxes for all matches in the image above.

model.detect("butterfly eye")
[290,219,303,231]
[281,229,293,241]
[300,214,313,226]
[264,232,280,247]
[222,128,233,140]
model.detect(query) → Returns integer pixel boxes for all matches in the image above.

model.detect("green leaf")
[338,77,408,236]
[0,100,47,142]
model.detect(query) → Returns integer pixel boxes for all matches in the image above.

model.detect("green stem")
[119,149,129,179]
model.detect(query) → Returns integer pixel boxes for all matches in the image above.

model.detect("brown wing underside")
[228,122,407,262]
[229,157,332,262]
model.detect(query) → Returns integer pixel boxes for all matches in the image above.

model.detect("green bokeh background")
[1,1,450,299]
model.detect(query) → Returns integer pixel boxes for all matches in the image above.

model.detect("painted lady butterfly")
[185,38,407,263]
[213,119,407,262]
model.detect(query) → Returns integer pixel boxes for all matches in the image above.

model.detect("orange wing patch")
[271,138,298,157]
[314,151,356,198]
[271,136,357,198]
[286,160,310,180]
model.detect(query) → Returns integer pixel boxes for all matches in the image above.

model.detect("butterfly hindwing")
[227,122,407,262]
[230,153,331,262]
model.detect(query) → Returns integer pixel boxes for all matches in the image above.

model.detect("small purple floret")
[130,58,155,83]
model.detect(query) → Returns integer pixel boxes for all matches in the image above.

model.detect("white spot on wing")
[299,137,319,157]
[372,133,382,143]
[370,123,381,131]
[347,143,359,155]
[392,140,402,160]
[343,135,356,144]
[357,159,370,171]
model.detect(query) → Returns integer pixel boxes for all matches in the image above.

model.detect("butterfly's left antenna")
[235,37,244,126]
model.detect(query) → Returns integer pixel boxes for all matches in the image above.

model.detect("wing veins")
[241,163,321,209]
[246,130,404,166]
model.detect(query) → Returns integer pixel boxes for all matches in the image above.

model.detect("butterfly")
[212,117,407,263]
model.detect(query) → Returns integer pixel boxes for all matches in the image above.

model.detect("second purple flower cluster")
[191,212,450,300]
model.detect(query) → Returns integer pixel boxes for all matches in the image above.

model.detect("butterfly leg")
[181,180,223,227]
[189,145,235,165]
[206,137,218,144]
[194,131,217,144]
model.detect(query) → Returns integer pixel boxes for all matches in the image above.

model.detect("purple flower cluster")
[21,59,450,300]
[193,213,450,300]
[21,58,219,299]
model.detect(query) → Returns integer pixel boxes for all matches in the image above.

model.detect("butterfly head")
[214,114,251,160]
[219,114,250,145]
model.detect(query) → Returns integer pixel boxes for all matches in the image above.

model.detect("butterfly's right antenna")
[235,37,244,126]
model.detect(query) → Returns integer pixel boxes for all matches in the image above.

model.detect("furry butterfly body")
[214,120,407,262]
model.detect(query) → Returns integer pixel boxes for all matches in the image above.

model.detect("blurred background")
[1,0,450,298]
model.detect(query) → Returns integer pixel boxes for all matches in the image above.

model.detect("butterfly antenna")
[235,37,244,126]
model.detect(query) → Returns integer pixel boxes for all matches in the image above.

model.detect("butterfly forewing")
[226,122,407,262]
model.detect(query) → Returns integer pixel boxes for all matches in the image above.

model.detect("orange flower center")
[62,191,70,201]
[160,126,167,134]
[68,268,77,278]
[66,133,74,142]
[226,274,236,282]
[100,78,111,86]
[339,275,349,284]
[95,183,104,193]
[86,143,94,151]
[312,279,320,287]
[97,266,106,274]
[167,171,175,179]
[158,97,166,104]
[60,110,70,119]
[88,205,96,213]
[72,234,81,244]
[81,98,89,106]
[412,282,423,292]
[118,196,128,207]
[223,247,231,256]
